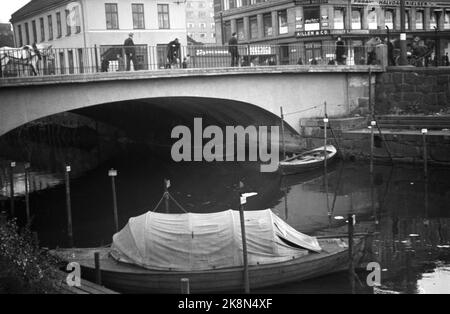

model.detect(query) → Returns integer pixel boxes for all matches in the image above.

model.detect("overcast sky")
[0,0,31,23]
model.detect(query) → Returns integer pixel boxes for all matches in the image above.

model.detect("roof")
[11,0,71,23]
[110,209,321,271]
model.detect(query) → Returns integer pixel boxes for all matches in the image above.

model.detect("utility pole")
[399,0,408,65]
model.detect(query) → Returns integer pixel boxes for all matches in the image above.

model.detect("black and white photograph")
[0,0,450,301]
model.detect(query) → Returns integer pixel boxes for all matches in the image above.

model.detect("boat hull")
[53,237,365,294]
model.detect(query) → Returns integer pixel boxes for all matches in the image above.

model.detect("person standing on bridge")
[124,33,137,71]
[228,32,239,67]
[335,37,346,65]
[167,38,181,69]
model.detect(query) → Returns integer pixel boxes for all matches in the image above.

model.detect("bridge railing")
[0,43,387,78]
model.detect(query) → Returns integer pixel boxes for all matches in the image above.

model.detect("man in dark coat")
[124,33,137,71]
[228,32,239,67]
[385,37,395,66]
[167,38,181,68]
[335,37,346,65]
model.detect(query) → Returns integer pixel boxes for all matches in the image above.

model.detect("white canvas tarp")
[110,209,321,271]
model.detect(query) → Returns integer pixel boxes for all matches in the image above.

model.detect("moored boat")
[52,208,366,294]
[279,145,337,176]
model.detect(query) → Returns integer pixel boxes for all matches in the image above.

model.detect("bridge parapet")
[0,65,384,88]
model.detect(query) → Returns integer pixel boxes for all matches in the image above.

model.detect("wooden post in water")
[280,106,286,160]
[370,121,376,174]
[108,169,119,233]
[323,109,330,216]
[94,252,101,285]
[24,162,31,225]
[164,179,170,213]
[9,162,15,217]
[180,278,190,294]
[421,129,428,178]
[238,190,250,294]
[347,214,354,266]
[65,166,73,248]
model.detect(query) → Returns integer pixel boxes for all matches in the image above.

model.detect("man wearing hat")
[124,32,137,71]
[228,32,239,67]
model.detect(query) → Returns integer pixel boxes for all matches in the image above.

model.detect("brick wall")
[375,67,450,115]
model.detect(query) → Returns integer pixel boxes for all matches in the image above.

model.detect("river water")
[0,119,449,294]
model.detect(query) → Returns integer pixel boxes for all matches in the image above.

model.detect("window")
[351,9,361,30]
[56,12,62,37]
[199,33,206,38]
[242,0,250,6]
[40,18,45,42]
[187,11,194,19]
[405,10,410,30]
[250,16,258,39]
[236,18,244,40]
[32,20,37,43]
[17,25,23,46]
[187,23,194,28]
[198,2,205,8]
[75,5,81,33]
[430,11,437,29]
[48,15,53,40]
[416,10,424,30]
[224,20,231,41]
[445,11,450,29]
[385,9,394,30]
[132,4,145,29]
[25,22,30,44]
[278,10,288,34]
[65,10,71,35]
[211,23,215,29]
[105,3,119,29]
[198,11,206,18]
[263,13,272,37]
[229,0,236,9]
[211,33,216,38]
[334,8,344,30]
[368,8,377,29]
[158,4,170,29]
[304,7,320,31]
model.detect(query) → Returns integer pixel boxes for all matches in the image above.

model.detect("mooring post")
[25,162,31,225]
[347,214,354,265]
[280,106,286,160]
[239,190,250,294]
[180,278,190,294]
[94,252,101,285]
[370,120,376,174]
[9,162,16,217]
[65,165,73,248]
[108,169,119,233]
[164,179,170,213]
[422,129,428,178]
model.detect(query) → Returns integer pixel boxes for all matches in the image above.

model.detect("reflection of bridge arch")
[0,66,380,137]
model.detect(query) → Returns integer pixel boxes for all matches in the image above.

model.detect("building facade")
[10,0,187,71]
[214,0,450,65]
[186,0,216,43]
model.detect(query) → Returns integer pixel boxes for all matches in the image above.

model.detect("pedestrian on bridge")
[167,38,181,68]
[124,33,137,71]
[228,33,239,67]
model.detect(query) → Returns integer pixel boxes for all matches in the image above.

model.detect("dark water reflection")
[1,141,449,294]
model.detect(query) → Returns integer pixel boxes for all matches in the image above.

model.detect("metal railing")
[0,43,388,78]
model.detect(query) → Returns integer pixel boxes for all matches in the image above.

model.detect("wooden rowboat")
[52,235,366,294]
[279,145,337,176]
